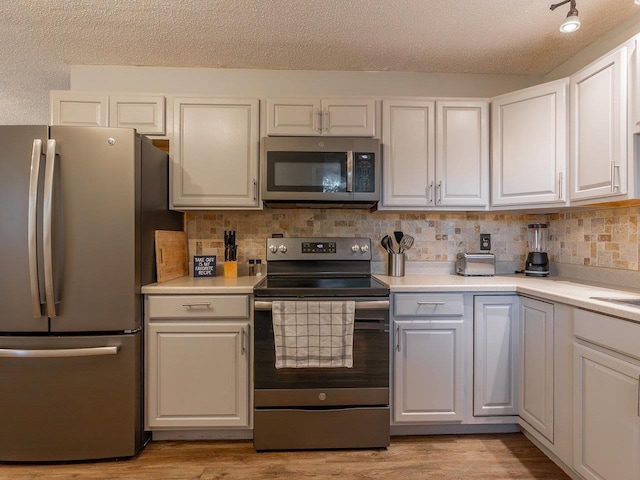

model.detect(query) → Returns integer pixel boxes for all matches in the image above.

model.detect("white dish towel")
[272,301,355,369]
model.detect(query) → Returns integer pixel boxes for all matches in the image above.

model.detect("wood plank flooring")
[0,434,570,480]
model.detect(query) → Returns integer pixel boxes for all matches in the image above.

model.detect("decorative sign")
[193,255,216,277]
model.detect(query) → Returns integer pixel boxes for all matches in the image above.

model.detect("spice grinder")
[525,223,549,277]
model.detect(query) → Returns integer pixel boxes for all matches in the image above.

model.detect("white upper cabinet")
[171,97,260,210]
[51,91,109,127]
[382,99,489,210]
[382,100,435,208]
[51,91,166,135]
[109,95,165,135]
[491,79,568,207]
[266,98,375,136]
[436,101,489,207]
[570,46,628,202]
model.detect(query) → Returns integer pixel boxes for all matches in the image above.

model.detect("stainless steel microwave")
[261,137,380,208]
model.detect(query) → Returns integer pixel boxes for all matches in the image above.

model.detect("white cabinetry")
[50,91,165,135]
[171,97,260,209]
[382,99,489,209]
[266,98,375,136]
[573,309,640,480]
[473,296,518,417]
[491,79,568,207]
[570,47,628,202]
[392,293,466,422]
[145,295,251,429]
[519,297,554,442]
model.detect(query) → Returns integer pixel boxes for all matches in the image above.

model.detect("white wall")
[71,65,540,98]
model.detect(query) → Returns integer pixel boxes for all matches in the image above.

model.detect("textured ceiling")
[1,0,639,76]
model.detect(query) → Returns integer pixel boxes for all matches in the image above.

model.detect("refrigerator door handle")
[0,346,119,358]
[43,139,59,318]
[28,139,45,317]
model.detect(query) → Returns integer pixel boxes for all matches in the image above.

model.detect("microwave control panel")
[353,153,375,192]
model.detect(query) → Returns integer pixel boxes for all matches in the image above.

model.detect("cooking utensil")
[399,234,414,252]
[381,235,394,254]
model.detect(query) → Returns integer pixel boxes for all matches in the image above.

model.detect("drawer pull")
[182,302,212,308]
[417,301,445,306]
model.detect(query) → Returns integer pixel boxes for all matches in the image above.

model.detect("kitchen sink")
[590,297,640,308]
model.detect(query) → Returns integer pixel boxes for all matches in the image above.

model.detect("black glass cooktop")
[254,275,389,298]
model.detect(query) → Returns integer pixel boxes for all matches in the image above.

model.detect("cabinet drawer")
[575,308,640,360]
[394,293,464,317]
[147,295,249,319]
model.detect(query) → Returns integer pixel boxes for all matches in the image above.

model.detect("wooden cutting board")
[154,230,188,282]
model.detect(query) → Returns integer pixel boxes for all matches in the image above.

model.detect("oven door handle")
[254,300,389,311]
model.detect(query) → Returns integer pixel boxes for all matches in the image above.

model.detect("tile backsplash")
[186,205,640,275]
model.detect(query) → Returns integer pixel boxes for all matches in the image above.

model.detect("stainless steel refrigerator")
[0,126,183,462]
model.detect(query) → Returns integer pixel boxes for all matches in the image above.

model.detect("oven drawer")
[394,293,464,317]
[147,295,249,319]
[254,406,390,450]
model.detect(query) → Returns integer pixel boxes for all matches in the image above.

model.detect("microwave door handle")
[346,151,354,192]
[28,139,44,317]
[43,139,58,318]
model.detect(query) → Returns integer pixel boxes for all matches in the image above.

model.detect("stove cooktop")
[253,275,389,298]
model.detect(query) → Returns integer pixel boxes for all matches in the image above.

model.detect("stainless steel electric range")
[253,237,390,451]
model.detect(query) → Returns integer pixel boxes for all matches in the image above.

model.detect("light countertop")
[142,273,640,323]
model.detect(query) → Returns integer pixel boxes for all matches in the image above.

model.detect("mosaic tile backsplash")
[186,206,640,273]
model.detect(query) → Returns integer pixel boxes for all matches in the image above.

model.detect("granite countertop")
[142,273,640,323]
[375,273,640,323]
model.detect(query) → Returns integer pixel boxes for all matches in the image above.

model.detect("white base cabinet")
[473,296,518,417]
[392,293,467,423]
[145,295,251,429]
[519,296,554,443]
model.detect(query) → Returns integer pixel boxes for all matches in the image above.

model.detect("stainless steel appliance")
[456,252,496,276]
[525,223,550,277]
[0,126,183,462]
[253,237,390,451]
[261,137,380,208]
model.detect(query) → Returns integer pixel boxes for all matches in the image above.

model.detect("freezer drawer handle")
[0,346,119,358]
[182,302,212,308]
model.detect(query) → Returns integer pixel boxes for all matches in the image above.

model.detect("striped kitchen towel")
[272,301,355,369]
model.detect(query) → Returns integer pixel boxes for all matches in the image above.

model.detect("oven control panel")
[266,237,372,261]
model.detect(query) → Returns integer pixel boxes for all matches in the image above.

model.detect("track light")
[550,0,581,33]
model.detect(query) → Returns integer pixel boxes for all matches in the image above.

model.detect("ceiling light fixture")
[550,0,581,33]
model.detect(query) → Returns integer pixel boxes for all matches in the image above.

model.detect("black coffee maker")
[525,223,549,277]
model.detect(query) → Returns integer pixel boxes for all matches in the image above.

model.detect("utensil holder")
[224,261,238,278]
[388,253,405,277]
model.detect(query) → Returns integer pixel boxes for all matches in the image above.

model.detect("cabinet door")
[146,321,250,428]
[393,320,464,422]
[50,91,109,127]
[436,100,489,207]
[474,296,518,416]
[322,99,375,136]
[573,344,640,480]
[266,98,321,136]
[570,47,628,201]
[381,100,435,208]
[491,79,567,207]
[519,297,554,442]
[109,95,165,135]
[172,97,260,209]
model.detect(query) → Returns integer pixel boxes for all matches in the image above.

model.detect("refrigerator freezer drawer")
[0,333,145,462]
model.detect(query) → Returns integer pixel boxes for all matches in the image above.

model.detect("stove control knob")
[269,244,277,254]
[351,245,360,253]
[360,244,369,253]
[278,245,287,253]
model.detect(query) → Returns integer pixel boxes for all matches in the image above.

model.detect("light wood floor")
[0,434,570,480]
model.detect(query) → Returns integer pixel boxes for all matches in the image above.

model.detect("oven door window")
[266,151,347,193]
[254,308,389,390]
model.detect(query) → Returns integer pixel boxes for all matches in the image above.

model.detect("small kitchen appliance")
[456,253,496,276]
[525,223,550,277]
